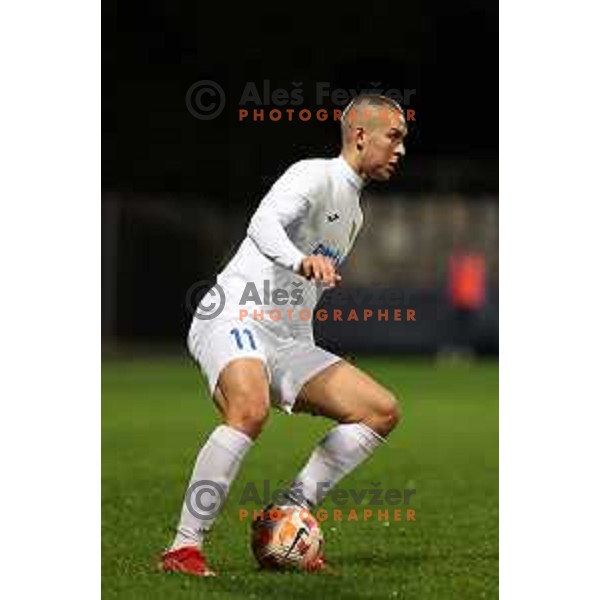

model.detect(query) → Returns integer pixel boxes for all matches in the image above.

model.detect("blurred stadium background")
[102,184,498,356]
[102,1,498,355]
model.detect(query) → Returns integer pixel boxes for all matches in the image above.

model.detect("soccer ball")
[251,505,324,571]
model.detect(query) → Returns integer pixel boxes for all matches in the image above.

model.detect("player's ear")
[356,126,366,151]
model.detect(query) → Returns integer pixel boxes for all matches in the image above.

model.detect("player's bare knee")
[227,399,269,439]
[367,391,402,437]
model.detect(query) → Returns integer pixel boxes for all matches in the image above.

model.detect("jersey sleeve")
[247,160,322,272]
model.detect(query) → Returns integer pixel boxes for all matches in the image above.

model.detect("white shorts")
[187,313,342,413]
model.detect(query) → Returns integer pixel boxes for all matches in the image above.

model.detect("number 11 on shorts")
[230,328,257,350]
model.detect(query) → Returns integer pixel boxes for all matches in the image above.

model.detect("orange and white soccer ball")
[251,506,324,571]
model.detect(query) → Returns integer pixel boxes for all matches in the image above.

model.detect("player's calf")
[285,363,404,509]
[167,359,270,556]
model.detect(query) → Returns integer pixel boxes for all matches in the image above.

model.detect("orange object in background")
[448,252,486,310]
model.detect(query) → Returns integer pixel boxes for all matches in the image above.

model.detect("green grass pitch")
[102,357,498,599]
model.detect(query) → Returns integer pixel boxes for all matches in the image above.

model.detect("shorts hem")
[279,354,343,414]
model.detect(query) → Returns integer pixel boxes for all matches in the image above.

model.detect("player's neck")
[340,149,369,186]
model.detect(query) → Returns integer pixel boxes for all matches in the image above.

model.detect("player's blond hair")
[340,95,406,145]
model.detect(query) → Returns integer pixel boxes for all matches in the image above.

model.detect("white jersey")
[216,155,365,340]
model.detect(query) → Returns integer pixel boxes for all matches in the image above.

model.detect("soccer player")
[160,95,408,576]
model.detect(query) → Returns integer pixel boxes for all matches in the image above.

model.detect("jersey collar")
[334,155,365,192]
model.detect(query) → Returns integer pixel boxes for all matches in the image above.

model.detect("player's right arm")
[297,255,340,287]
[247,162,340,287]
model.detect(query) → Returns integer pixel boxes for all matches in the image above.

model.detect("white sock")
[170,424,253,550]
[289,423,385,507]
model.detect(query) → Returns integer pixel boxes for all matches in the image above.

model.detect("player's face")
[361,109,407,181]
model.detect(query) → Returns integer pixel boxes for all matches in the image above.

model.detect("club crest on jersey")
[326,212,340,223]
[312,242,344,267]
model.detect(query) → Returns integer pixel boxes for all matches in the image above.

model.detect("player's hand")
[299,256,341,287]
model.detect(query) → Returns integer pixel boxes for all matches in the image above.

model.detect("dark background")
[102,1,498,354]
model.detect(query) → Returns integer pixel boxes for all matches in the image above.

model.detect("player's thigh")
[213,358,270,424]
[188,317,271,437]
[294,360,402,436]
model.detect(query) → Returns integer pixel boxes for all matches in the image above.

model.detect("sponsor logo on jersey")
[312,242,344,266]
